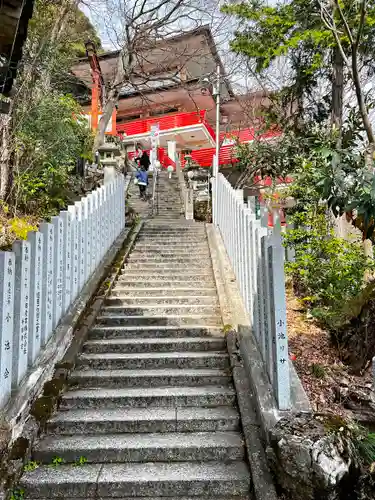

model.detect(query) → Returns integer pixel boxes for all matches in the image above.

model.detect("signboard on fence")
[150,124,160,146]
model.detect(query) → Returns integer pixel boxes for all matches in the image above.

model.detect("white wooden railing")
[0,174,126,408]
[212,173,291,410]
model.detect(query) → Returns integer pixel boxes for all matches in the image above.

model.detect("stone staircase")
[20,175,251,499]
[154,171,183,221]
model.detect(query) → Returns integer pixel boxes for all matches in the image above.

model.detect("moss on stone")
[54,361,73,371]
[43,379,65,398]
[8,438,29,461]
[30,396,56,425]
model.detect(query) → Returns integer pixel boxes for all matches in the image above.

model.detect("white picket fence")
[0,175,126,409]
[212,173,291,410]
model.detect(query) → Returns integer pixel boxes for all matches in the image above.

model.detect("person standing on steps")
[135,146,151,171]
[140,150,151,171]
[135,165,148,200]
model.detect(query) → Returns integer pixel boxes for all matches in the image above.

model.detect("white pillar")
[27,231,43,366]
[0,252,15,407]
[12,240,31,387]
[269,209,291,410]
[67,206,79,300]
[51,216,64,328]
[39,223,54,343]
[75,201,85,292]
[82,196,91,281]
[60,211,72,313]
[167,141,176,163]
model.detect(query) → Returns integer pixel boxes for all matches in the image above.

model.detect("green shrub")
[284,210,374,323]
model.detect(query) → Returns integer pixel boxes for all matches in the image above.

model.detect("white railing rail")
[212,173,291,410]
[0,174,126,409]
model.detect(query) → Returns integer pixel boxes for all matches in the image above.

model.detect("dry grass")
[286,285,373,417]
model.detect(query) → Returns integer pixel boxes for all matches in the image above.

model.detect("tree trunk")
[351,50,375,165]
[0,111,13,201]
[331,47,344,143]
[37,0,74,97]
[92,88,120,153]
[92,45,131,154]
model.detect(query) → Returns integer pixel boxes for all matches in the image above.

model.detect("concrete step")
[134,237,206,243]
[117,273,213,282]
[110,288,217,298]
[21,462,250,498]
[96,314,222,327]
[125,258,212,265]
[100,305,219,317]
[60,386,237,409]
[69,368,231,388]
[126,250,210,256]
[77,351,229,370]
[33,431,245,464]
[112,281,216,289]
[18,497,250,500]
[121,263,212,271]
[83,337,225,353]
[131,241,209,252]
[140,229,205,234]
[129,250,211,257]
[138,233,205,238]
[135,238,206,244]
[126,256,211,264]
[47,407,240,435]
[89,325,223,339]
[105,296,218,306]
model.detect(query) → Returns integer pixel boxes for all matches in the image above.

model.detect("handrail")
[175,155,193,220]
[151,167,158,217]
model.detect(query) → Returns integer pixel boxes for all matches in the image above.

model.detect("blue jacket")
[136,169,148,185]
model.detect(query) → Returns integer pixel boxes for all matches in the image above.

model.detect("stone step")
[138,234,205,239]
[126,257,211,264]
[134,241,207,247]
[117,273,213,282]
[89,325,223,339]
[101,305,219,316]
[47,407,240,435]
[135,237,206,244]
[133,244,209,251]
[140,228,205,233]
[21,462,250,498]
[33,431,245,464]
[18,497,250,500]
[121,262,212,271]
[110,288,217,298]
[128,251,210,258]
[77,351,229,370]
[126,257,212,265]
[60,386,237,410]
[112,281,215,289]
[96,314,222,327]
[83,337,225,353]
[129,246,209,252]
[152,211,183,215]
[69,368,231,388]
[105,296,218,306]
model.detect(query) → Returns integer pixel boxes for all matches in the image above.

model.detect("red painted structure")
[86,41,116,135]
[121,111,282,169]
[118,110,215,142]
